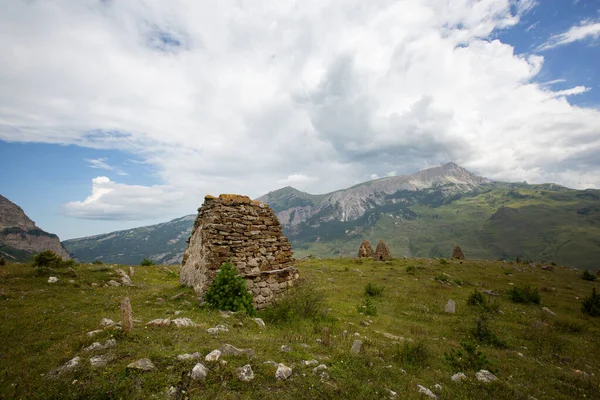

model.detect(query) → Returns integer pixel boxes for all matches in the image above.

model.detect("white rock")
[189,363,209,381]
[276,363,292,380]
[301,359,319,366]
[264,360,278,366]
[84,339,116,352]
[387,388,398,399]
[99,318,116,327]
[451,372,467,382]
[445,299,456,314]
[220,344,256,357]
[417,385,437,399]
[476,369,497,383]
[127,358,155,371]
[205,349,222,362]
[172,318,197,327]
[253,318,266,328]
[90,353,115,368]
[48,277,59,283]
[106,280,121,287]
[280,345,292,352]
[146,318,171,327]
[542,307,556,316]
[236,364,254,381]
[177,352,202,361]
[312,364,329,379]
[351,339,362,354]
[86,330,103,337]
[382,332,404,341]
[207,324,228,334]
[49,357,81,377]
[433,384,442,391]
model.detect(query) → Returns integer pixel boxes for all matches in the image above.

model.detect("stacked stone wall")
[180,194,299,309]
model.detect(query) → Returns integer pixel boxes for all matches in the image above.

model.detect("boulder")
[275,363,292,380]
[220,344,256,358]
[205,349,221,362]
[475,369,497,383]
[236,364,254,382]
[127,358,155,371]
[189,363,209,381]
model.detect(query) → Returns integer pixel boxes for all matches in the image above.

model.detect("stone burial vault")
[180,194,300,309]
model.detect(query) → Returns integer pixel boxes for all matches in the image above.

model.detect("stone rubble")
[127,358,155,371]
[417,385,437,399]
[146,318,171,327]
[207,324,228,334]
[475,369,497,383]
[189,363,209,381]
[177,352,202,361]
[275,363,292,380]
[90,353,115,368]
[84,339,116,352]
[205,349,222,362]
[451,372,467,382]
[172,317,197,328]
[48,276,59,283]
[48,357,81,378]
[236,364,255,382]
[220,344,256,358]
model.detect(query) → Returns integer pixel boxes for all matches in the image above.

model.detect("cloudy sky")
[1,0,599,239]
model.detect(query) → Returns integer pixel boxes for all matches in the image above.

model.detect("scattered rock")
[417,385,437,399]
[99,318,116,328]
[172,318,197,328]
[171,292,185,301]
[106,280,121,287]
[275,363,292,380]
[433,384,442,391]
[205,349,221,362]
[116,269,132,286]
[253,318,266,328]
[264,360,278,367]
[48,357,81,378]
[351,339,362,354]
[301,359,319,366]
[219,310,233,318]
[475,369,497,383]
[483,290,500,296]
[382,332,403,341]
[121,297,133,334]
[236,364,254,382]
[387,388,398,399]
[312,364,328,379]
[189,363,208,381]
[84,339,116,352]
[90,353,115,368]
[220,344,256,358]
[542,307,556,316]
[451,372,467,382]
[127,358,155,371]
[146,318,171,327]
[445,299,456,314]
[280,345,292,352]
[360,320,372,327]
[207,324,228,334]
[86,329,103,337]
[177,352,202,361]
[48,276,59,284]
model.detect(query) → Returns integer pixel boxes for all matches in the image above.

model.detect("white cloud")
[537,20,600,51]
[63,176,184,220]
[0,0,599,225]
[550,86,590,97]
[86,157,128,175]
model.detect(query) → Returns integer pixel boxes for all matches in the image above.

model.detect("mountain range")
[61,162,600,270]
[0,195,70,261]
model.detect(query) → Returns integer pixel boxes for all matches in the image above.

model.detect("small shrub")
[581,270,597,281]
[140,258,154,266]
[406,265,417,275]
[445,342,495,372]
[262,281,327,323]
[32,250,64,269]
[467,290,486,306]
[397,342,430,367]
[435,274,449,283]
[554,317,586,334]
[204,261,255,315]
[581,288,600,317]
[439,258,449,265]
[507,285,541,304]
[358,297,377,316]
[0,257,5,266]
[471,313,506,348]
[92,260,103,265]
[364,283,385,297]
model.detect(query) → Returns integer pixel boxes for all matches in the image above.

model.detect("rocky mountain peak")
[0,195,36,230]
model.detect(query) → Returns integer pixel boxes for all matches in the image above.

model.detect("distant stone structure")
[451,244,465,260]
[373,240,392,261]
[357,240,374,258]
[180,194,299,309]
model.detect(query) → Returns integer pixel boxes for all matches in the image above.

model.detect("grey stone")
[84,339,116,352]
[207,324,228,334]
[451,372,467,382]
[301,359,319,366]
[86,329,103,337]
[236,364,254,382]
[189,363,208,381]
[476,369,497,383]
[351,339,362,354]
[172,317,197,327]
[177,352,202,361]
[48,276,59,283]
[48,357,81,378]
[312,364,329,379]
[280,345,292,352]
[90,353,115,368]
[445,299,456,314]
[417,385,437,399]
[253,318,266,328]
[220,344,256,358]
[106,280,121,287]
[146,318,171,327]
[99,318,116,327]
[275,363,292,380]
[542,307,556,316]
[205,349,221,362]
[127,358,155,371]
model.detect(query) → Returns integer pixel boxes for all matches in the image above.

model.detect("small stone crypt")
[180,194,299,309]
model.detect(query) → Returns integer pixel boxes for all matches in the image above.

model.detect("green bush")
[92,260,103,265]
[261,281,327,323]
[467,290,486,306]
[581,270,597,281]
[471,313,506,348]
[33,250,64,269]
[445,342,495,372]
[364,282,384,297]
[357,297,377,316]
[439,258,449,265]
[204,261,255,315]
[140,258,154,266]
[507,285,541,304]
[435,274,449,283]
[581,288,600,317]
[396,342,430,367]
[406,265,417,275]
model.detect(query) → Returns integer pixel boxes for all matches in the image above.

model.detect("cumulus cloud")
[537,20,600,51]
[64,176,184,220]
[0,0,599,224]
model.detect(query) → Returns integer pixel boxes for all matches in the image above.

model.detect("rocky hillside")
[63,163,600,269]
[63,215,195,265]
[0,194,70,261]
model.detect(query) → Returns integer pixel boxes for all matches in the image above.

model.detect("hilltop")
[63,163,600,269]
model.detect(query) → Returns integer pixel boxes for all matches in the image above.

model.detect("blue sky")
[1,0,599,240]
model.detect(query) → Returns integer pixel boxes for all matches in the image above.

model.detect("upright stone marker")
[121,297,133,333]
[445,299,456,314]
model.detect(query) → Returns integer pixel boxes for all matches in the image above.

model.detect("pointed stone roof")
[373,240,392,261]
[357,240,374,258]
[451,244,465,260]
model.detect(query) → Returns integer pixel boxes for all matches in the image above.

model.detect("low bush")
[406,266,417,275]
[439,258,449,265]
[507,285,541,304]
[581,288,600,317]
[364,282,385,297]
[445,342,495,372]
[435,274,449,283]
[553,317,587,334]
[140,258,154,266]
[33,250,64,270]
[204,261,255,315]
[92,260,103,265]
[467,290,486,306]
[581,270,597,281]
[357,297,377,316]
[261,281,327,323]
[396,342,430,367]
[471,313,507,348]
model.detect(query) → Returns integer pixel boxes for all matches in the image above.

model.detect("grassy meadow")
[1,257,599,399]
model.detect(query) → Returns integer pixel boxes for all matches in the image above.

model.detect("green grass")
[1,258,599,399]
